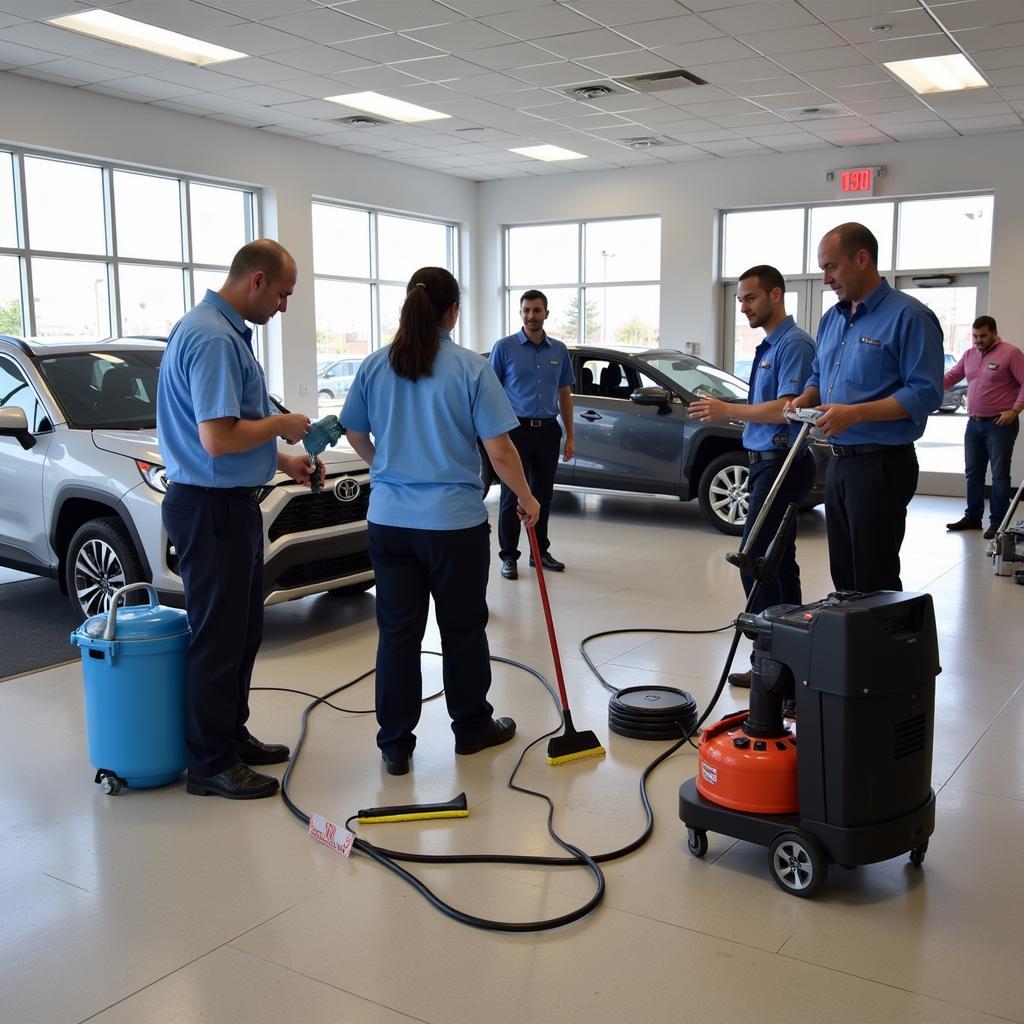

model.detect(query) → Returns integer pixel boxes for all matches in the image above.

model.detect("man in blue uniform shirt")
[489,290,575,579]
[158,239,315,800]
[788,223,943,593]
[690,265,816,687]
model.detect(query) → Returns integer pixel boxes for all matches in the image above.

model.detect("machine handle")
[103,582,160,641]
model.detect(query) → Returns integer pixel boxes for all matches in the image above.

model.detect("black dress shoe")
[237,735,290,765]
[455,716,517,755]
[500,558,518,580]
[728,670,751,688]
[186,763,279,799]
[382,752,410,776]
[984,526,997,540]
[946,516,983,531]
[529,552,565,572]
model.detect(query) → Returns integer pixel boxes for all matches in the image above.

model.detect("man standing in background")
[944,316,1024,539]
[490,290,575,580]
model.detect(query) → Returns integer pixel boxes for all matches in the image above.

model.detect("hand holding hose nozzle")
[302,414,345,492]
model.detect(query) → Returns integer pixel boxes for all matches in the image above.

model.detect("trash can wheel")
[95,770,124,795]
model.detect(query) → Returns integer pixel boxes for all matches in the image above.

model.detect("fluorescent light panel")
[510,145,586,162]
[49,9,247,65]
[884,53,987,94]
[324,92,450,123]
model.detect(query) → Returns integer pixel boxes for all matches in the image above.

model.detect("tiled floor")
[2,492,1021,1024]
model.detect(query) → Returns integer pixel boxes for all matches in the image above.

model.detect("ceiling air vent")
[336,115,387,127]
[565,82,623,100]
[616,69,707,93]
[623,137,665,150]
[777,103,852,122]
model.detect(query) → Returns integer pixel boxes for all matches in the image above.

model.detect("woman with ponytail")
[342,267,541,776]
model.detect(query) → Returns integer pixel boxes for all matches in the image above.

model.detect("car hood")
[90,430,370,474]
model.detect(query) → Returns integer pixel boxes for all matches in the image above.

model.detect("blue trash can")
[71,583,190,794]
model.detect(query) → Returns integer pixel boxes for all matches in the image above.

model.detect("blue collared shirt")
[489,329,575,419]
[808,279,944,446]
[745,316,816,452]
[342,333,518,531]
[157,290,277,487]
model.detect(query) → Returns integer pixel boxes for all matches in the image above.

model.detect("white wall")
[474,131,1024,490]
[0,72,476,415]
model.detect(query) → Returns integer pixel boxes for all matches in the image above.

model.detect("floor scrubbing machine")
[679,412,940,898]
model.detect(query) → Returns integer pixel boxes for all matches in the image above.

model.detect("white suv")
[0,335,373,619]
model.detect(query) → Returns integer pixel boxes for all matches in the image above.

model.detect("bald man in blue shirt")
[788,223,943,593]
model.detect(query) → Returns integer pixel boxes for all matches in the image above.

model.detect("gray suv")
[0,336,373,619]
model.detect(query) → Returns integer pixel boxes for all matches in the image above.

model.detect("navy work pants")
[498,420,561,561]
[741,451,816,614]
[368,522,494,759]
[162,485,264,776]
[825,445,918,593]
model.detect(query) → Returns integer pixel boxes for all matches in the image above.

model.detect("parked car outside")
[483,346,828,535]
[939,352,968,413]
[0,335,373,620]
[317,356,363,402]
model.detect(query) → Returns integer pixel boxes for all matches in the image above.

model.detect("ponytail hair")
[389,267,460,382]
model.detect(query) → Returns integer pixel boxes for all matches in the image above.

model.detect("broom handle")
[526,524,570,713]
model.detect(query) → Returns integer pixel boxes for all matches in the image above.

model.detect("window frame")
[311,199,459,353]
[0,146,259,345]
[503,215,662,345]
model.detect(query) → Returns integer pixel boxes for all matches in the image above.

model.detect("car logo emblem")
[333,478,361,502]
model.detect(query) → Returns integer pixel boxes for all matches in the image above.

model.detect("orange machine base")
[695,710,799,814]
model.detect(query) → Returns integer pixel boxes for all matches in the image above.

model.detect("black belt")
[517,417,556,428]
[969,415,1000,422]
[168,482,264,500]
[747,450,790,465]
[828,442,912,458]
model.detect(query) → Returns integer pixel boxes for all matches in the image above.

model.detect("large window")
[311,202,458,416]
[505,217,661,348]
[0,148,257,343]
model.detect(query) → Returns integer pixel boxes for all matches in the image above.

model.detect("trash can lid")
[79,602,190,642]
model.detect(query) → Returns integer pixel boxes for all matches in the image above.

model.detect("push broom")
[526,524,606,766]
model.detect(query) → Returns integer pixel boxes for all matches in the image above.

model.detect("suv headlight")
[136,460,169,493]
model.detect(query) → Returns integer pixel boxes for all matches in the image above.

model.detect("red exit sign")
[831,166,881,197]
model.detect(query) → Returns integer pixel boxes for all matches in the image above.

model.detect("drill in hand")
[302,414,345,492]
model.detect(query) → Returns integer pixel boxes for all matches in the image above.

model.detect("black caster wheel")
[687,828,708,858]
[909,840,928,867]
[768,831,827,898]
[95,770,124,796]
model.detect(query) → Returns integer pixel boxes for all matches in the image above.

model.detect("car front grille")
[268,481,370,541]
[273,550,373,590]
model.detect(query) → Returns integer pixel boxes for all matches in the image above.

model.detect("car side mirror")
[630,386,671,406]
[0,406,36,449]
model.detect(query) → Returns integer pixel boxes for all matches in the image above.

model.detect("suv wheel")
[66,517,145,621]
[698,452,749,536]
[318,389,334,401]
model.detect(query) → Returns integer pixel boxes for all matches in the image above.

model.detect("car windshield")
[37,350,162,429]
[643,354,748,401]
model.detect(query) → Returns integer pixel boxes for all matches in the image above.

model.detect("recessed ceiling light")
[324,92,450,123]
[510,145,586,162]
[48,9,247,65]
[884,53,987,94]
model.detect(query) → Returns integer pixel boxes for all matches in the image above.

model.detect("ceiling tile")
[615,15,725,48]
[654,38,758,66]
[444,70,537,96]
[933,0,1024,33]
[867,108,945,125]
[396,54,491,81]
[680,98,763,116]
[803,65,890,89]
[885,122,959,139]
[79,45,191,75]
[948,114,1023,131]
[266,45,373,75]
[859,36,953,62]
[338,0,458,31]
[0,0,77,15]
[539,28,637,59]
[710,110,786,128]
[460,41,559,71]
[25,56,133,84]
[201,0,319,17]
[956,23,1024,51]
[921,86,1001,107]
[563,0,692,28]
[698,138,772,154]
[508,60,601,86]
[150,64,259,91]
[975,46,1024,70]
[830,10,944,45]
[196,23,312,57]
[261,8,384,44]
[777,46,874,73]
[799,0,923,20]
[737,23,842,55]
[0,38,69,65]
[828,81,915,101]
[700,1,819,35]
[2,21,115,55]
[82,74,200,100]
[407,20,514,52]
[988,66,1024,87]
[266,97,351,119]
[217,57,304,84]
[222,82,309,105]
[686,57,785,84]
[12,65,85,86]
[735,75,814,97]
[340,34,443,62]
[759,89,834,110]
[481,6,602,40]
[327,64,423,90]
[576,49,679,78]
[753,134,828,150]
